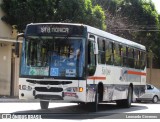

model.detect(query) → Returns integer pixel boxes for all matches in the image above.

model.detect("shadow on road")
[13,103,148,119]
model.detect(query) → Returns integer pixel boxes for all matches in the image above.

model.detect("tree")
[54,0,106,30]
[92,5,106,30]
[94,0,160,68]
[1,0,56,32]
[0,0,106,32]
[121,0,160,68]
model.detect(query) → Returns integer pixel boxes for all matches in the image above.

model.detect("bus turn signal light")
[79,87,83,92]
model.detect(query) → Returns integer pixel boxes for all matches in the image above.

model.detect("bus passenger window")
[128,47,134,68]
[122,46,127,67]
[88,41,96,76]
[119,45,123,66]
[134,50,140,69]
[105,40,113,65]
[140,51,146,70]
[114,43,121,66]
[98,39,105,64]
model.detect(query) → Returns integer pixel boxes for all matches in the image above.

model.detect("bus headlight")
[19,85,32,91]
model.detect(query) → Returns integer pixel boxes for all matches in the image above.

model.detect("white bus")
[16,23,146,112]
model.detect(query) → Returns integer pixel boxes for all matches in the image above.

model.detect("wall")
[0,4,12,39]
[0,42,11,96]
[147,68,160,88]
[0,0,18,96]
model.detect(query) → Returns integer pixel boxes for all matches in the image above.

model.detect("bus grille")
[35,87,63,92]
[35,94,63,100]
[26,80,72,85]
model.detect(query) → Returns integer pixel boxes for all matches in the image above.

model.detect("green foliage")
[92,5,106,30]
[55,0,106,30]
[1,0,56,32]
[123,0,160,67]
[0,0,106,32]
[94,0,160,68]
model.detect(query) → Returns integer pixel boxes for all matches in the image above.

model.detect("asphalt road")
[0,101,160,119]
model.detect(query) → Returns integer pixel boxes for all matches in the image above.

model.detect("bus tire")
[116,86,132,108]
[116,100,124,107]
[88,88,99,112]
[95,91,99,112]
[40,101,49,109]
[123,86,133,108]
[92,88,99,112]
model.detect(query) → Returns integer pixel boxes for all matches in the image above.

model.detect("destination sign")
[26,24,84,36]
[40,26,69,33]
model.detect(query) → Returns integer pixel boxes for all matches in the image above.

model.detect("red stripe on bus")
[87,76,106,80]
[127,70,146,76]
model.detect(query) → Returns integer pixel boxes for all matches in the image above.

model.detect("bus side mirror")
[15,33,24,57]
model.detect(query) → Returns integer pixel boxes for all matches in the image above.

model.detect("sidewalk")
[0,96,39,103]
[0,96,63,103]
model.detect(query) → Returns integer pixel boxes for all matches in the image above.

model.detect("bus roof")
[28,22,83,27]
[86,25,146,51]
[27,23,146,51]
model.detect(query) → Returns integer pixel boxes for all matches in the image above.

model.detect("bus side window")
[88,40,96,76]
[140,51,146,70]
[114,43,121,66]
[119,45,123,66]
[122,46,127,67]
[134,49,140,69]
[98,38,105,64]
[128,47,134,68]
[105,40,113,65]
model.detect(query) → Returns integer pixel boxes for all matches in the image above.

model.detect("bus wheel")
[92,89,99,112]
[124,86,133,108]
[116,86,132,108]
[116,100,124,107]
[40,101,49,109]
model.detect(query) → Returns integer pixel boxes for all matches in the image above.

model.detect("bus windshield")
[20,36,85,78]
